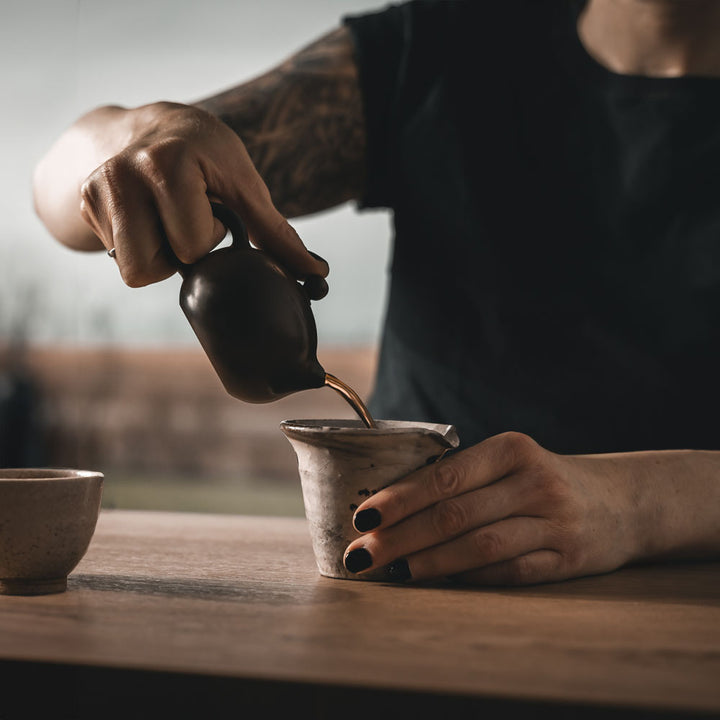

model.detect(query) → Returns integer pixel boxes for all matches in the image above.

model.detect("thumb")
[247,210,330,300]
[222,181,329,281]
[257,212,330,281]
[210,134,329,291]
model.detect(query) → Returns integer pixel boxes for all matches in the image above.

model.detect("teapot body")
[180,240,326,403]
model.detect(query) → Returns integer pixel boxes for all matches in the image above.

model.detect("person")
[33,0,720,586]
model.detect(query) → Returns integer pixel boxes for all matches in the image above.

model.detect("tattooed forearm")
[195,26,366,218]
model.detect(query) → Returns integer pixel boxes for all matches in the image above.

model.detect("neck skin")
[578,0,720,77]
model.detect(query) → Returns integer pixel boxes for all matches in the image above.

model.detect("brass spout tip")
[324,373,377,429]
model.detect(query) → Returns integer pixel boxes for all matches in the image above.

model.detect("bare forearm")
[611,449,720,562]
[195,26,365,218]
[33,25,365,254]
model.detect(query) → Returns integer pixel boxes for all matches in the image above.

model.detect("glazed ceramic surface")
[281,420,459,581]
[180,203,327,403]
[0,469,104,595]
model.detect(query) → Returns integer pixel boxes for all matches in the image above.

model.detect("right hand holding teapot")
[48,102,328,286]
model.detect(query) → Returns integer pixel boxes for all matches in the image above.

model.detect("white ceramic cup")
[281,420,459,581]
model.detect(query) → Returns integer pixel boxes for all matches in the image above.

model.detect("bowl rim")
[0,468,104,481]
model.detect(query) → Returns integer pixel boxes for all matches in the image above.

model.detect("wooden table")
[0,511,718,719]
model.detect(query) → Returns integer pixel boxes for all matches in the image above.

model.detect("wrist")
[34,104,132,250]
[618,450,720,562]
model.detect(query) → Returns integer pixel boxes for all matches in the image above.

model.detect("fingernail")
[353,508,381,532]
[308,250,329,273]
[386,558,412,582]
[344,547,373,573]
[303,275,329,300]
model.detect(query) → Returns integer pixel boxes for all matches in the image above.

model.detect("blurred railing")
[16,344,377,482]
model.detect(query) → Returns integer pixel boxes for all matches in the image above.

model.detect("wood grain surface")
[0,510,718,717]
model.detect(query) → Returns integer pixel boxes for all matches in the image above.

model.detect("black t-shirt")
[344,0,720,453]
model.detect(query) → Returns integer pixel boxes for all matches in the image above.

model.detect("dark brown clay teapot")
[178,203,327,403]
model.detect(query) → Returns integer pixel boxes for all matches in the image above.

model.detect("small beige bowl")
[0,468,104,595]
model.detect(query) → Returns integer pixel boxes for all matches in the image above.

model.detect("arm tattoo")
[195,26,366,218]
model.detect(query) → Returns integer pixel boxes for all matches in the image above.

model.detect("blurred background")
[0,0,392,515]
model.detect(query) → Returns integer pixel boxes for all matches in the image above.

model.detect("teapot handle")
[182,202,328,300]
[213,201,329,300]
[210,202,250,248]
[173,202,249,278]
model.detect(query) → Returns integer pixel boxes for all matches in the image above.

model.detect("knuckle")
[150,101,205,128]
[173,247,201,265]
[152,100,184,114]
[533,470,570,506]
[496,431,539,466]
[82,158,132,210]
[121,262,174,288]
[119,266,150,289]
[427,461,464,500]
[118,256,158,288]
[430,498,468,539]
[78,195,94,225]
[506,554,536,585]
[81,162,114,202]
[121,251,175,287]
[133,137,187,180]
[79,178,96,204]
[99,155,133,187]
[383,485,410,521]
[471,528,504,561]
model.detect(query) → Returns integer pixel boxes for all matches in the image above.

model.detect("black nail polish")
[303,275,329,300]
[353,508,381,532]
[344,547,373,573]
[308,250,329,268]
[386,558,412,582]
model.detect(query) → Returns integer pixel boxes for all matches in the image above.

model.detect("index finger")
[352,431,540,533]
[209,135,329,282]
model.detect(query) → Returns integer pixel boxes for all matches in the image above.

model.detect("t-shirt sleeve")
[343,4,406,209]
[343,1,455,210]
